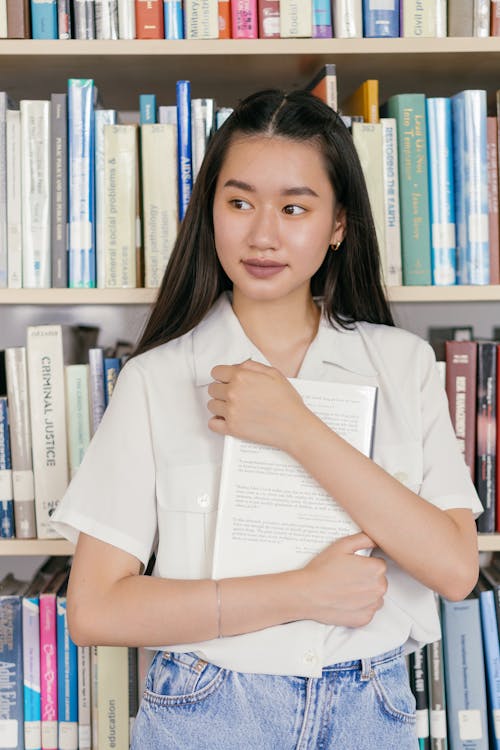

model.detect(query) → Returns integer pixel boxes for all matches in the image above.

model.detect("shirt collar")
[192,292,377,387]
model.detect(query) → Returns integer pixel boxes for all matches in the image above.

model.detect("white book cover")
[26,325,69,539]
[77,646,92,750]
[65,365,91,479]
[96,646,129,750]
[6,109,22,289]
[402,0,436,35]
[333,0,362,37]
[191,98,214,181]
[0,92,8,288]
[95,0,119,38]
[351,122,387,284]
[380,118,402,286]
[474,0,490,35]
[95,109,117,288]
[280,0,313,37]
[0,0,6,37]
[102,124,137,288]
[435,0,447,36]
[141,124,178,288]
[158,105,178,126]
[118,0,135,37]
[5,347,37,539]
[20,100,51,289]
[212,378,377,579]
[184,0,219,38]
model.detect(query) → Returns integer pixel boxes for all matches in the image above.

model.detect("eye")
[282,204,306,216]
[230,198,252,210]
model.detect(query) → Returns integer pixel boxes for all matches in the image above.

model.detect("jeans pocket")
[144,651,228,707]
[371,655,416,723]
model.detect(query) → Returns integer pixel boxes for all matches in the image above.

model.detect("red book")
[492,0,500,34]
[258,0,280,38]
[445,340,477,482]
[487,117,500,285]
[218,0,231,37]
[135,0,164,38]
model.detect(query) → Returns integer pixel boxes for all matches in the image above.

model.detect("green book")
[386,93,432,285]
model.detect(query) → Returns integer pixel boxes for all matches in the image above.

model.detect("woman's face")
[212,134,346,307]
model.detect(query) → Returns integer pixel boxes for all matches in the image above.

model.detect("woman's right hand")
[297,532,388,628]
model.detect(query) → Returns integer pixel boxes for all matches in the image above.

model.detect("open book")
[212,378,377,579]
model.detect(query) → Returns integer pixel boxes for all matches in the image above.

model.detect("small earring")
[330,241,342,252]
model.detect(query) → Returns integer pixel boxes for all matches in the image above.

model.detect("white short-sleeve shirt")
[51,292,482,677]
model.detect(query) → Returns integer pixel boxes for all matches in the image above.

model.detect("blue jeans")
[131,645,418,749]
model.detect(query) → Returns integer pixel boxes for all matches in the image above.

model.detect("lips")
[242,259,287,278]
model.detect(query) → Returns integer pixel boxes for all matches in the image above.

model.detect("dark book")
[426,639,448,750]
[487,117,500,284]
[409,647,430,749]
[258,0,279,38]
[428,326,473,362]
[57,0,71,38]
[72,0,95,38]
[445,340,477,481]
[305,64,338,112]
[475,341,497,533]
[51,93,68,287]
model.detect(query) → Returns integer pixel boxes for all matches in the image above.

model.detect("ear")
[330,206,347,246]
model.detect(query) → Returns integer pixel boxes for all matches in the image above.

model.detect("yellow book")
[342,80,379,124]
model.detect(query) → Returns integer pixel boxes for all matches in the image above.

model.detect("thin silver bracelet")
[215,579,222,638]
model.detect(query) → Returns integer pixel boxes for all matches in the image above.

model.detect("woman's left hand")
[207,359,312,451]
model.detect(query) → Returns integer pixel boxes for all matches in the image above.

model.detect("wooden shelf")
[0,288,156,305]
[0,539,74,555]
[478,534,500,552]
[387,285,500,303]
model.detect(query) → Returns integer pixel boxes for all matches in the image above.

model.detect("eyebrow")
[222,179,319,198]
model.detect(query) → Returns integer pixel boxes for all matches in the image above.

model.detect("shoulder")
[356,321,433,361]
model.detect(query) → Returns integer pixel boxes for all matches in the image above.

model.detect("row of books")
[2,1,499,40]
[408,554,500,750]
[0,555,155,750]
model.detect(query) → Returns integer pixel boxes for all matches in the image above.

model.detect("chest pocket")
[156,463,221,579]
[373,441,423,495]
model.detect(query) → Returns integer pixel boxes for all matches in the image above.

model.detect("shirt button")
[303,650,317,665]
[197,493,210,509]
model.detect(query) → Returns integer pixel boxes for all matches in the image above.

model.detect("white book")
[26,325,69,539]
[95,647,130,749]
[402,0,436,35]
[351,122,387,284]
[333,0,362,37]
[0,93,8,288]
[65,365,91,479]
[212,379,377,579]
[95,0,119,38]
[380,118,402,287]
[158,105,178,126]
[280,0,313,37]
[102,124,137,288]
[184,0,219,38]
[78,646,92,750]
[118,0,135,37]
[474,0,490,35]
[6,109,22,289]
[20,100,51,289]
[435,0,447,36]
[0,0,6,37]
[191,98,214,181]
[95,109,117,288]
[141,124,178,288]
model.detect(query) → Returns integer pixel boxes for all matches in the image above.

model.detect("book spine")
[140,93,156,124]
[426,98,456,286]
[57,0,71,37]
[23,595,41,750]
[476,341,497,533]
[78,646,91,750]
[0,397,14,539]
[0,594,24,749]
[312,0,332,37]
[68,78,96,288]
[135,0,164,37]
[426,639,448,750]
[307,65,338,112]
[279,0,312,37]
[401,0,436,36]
[386,94,432,285]
[31,0,58,37]
[65,365,91,478]
[492,0,500,34]
[103,357,121,405]
[191,98,214,180]
[141,123,178,288]
[39,593,58,750]
[6,0,30,36]
[435,0,447,36]
[20,100,51,288]
[56,594,78,750]
[176,80,193,222]
[218,0,231,36]
[363,0,399,37]
[487,117,500,284]
[51,93,68,288]
[164,0,184,37]
[88,349,105,434]
[445,340,477,480]
[474,0,491,34]
[26,325,69,538]
[448,0,474,35]
[184,0,219,38]
[103,125,138,288]
[118,0,135,36]
[380,118,402,286]
[497,345,500,532]
[6,109,21,289]
[333,0,362,36]
[5,347,36,539]
[409,647,430,750]
[0,94,5,289]
[231,0,258,38]
[95,0,119,37]
[94,109,117,289]
[73,0,96,37]
[478,586,500,749]
[96,646,130,750]
[258,0,279,37]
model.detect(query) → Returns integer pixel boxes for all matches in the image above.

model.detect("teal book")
[386,93,432,285]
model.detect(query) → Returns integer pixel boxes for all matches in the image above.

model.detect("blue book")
[176,80,193,221]
[476,576,500,749]
[0,574,29,750]
[426,98,457,286]
[441,594,489,750]
[103,357,121,407]
[362,0,399,37]
[164,0,184,38]
[140,94,157,124]
[312,0,332,37]
[68,79,96,288]
[0,396,14,538]
[451,90,489,285]
[31,0,58,38]
[57,578,78,750]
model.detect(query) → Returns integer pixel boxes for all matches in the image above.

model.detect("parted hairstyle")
[133,88,394,358]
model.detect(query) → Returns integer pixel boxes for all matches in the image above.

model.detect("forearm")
[287,412,478,599]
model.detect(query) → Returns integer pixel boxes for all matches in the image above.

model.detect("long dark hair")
[133,88,394,357]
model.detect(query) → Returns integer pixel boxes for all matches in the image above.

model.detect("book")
[95,109,117,289]
[93,647,130,749]
[474,0,490,35]
[333,0,362,37]
[95,0,119,38]
[176,80,193,222]
[401,0,436,36]
[6,0,30,36]
[31,0,58,37]
[140,93,156,124]
[426,639,448,750]
[5,347,36,538]
[56,578,78,750]
[448,0,474,35]
[231,0,258,38]
[73,0,96,38]
[492,0,500,34]
[0,396,15,538]
[475,341,497,533]
[184,0,218,38]
[380,117,402,287]
[487,117,500,285]
[0,574,29,750]
[135,0,164,37]
[51,93,68,288]
[305,64,337,113]
[445,340,477,481]
[0,93,7,289]
[363,0,399,37]
[475,575,500,749]
[258,0,279,38]
[77,646,92,750]
[342,79,379,124]
[212,379,377,579]
[280,0,312,37]
[57,0,71,38]
[312,0,332,37]
[65,364,91,479]
[191,98,214,180]
[6,108,21,289]
[218,0,231,37]
[103,357,121,405]
[118,0,135,36]
[88,348,106,435]
[409,647,430,750]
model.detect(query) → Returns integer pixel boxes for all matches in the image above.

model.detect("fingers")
[211,359,274,383]
[334,532,375,555]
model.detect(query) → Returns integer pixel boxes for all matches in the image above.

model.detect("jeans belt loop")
[360,657,372,681]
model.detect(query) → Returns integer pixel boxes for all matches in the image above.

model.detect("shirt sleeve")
[419,340,483,518]
[51,359,158,567]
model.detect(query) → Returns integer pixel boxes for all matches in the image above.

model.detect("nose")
[248,206,280,251]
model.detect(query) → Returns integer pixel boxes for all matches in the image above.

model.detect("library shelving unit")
[1,37,500,556]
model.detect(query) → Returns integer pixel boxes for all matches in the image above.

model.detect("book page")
[212,379,377,579]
